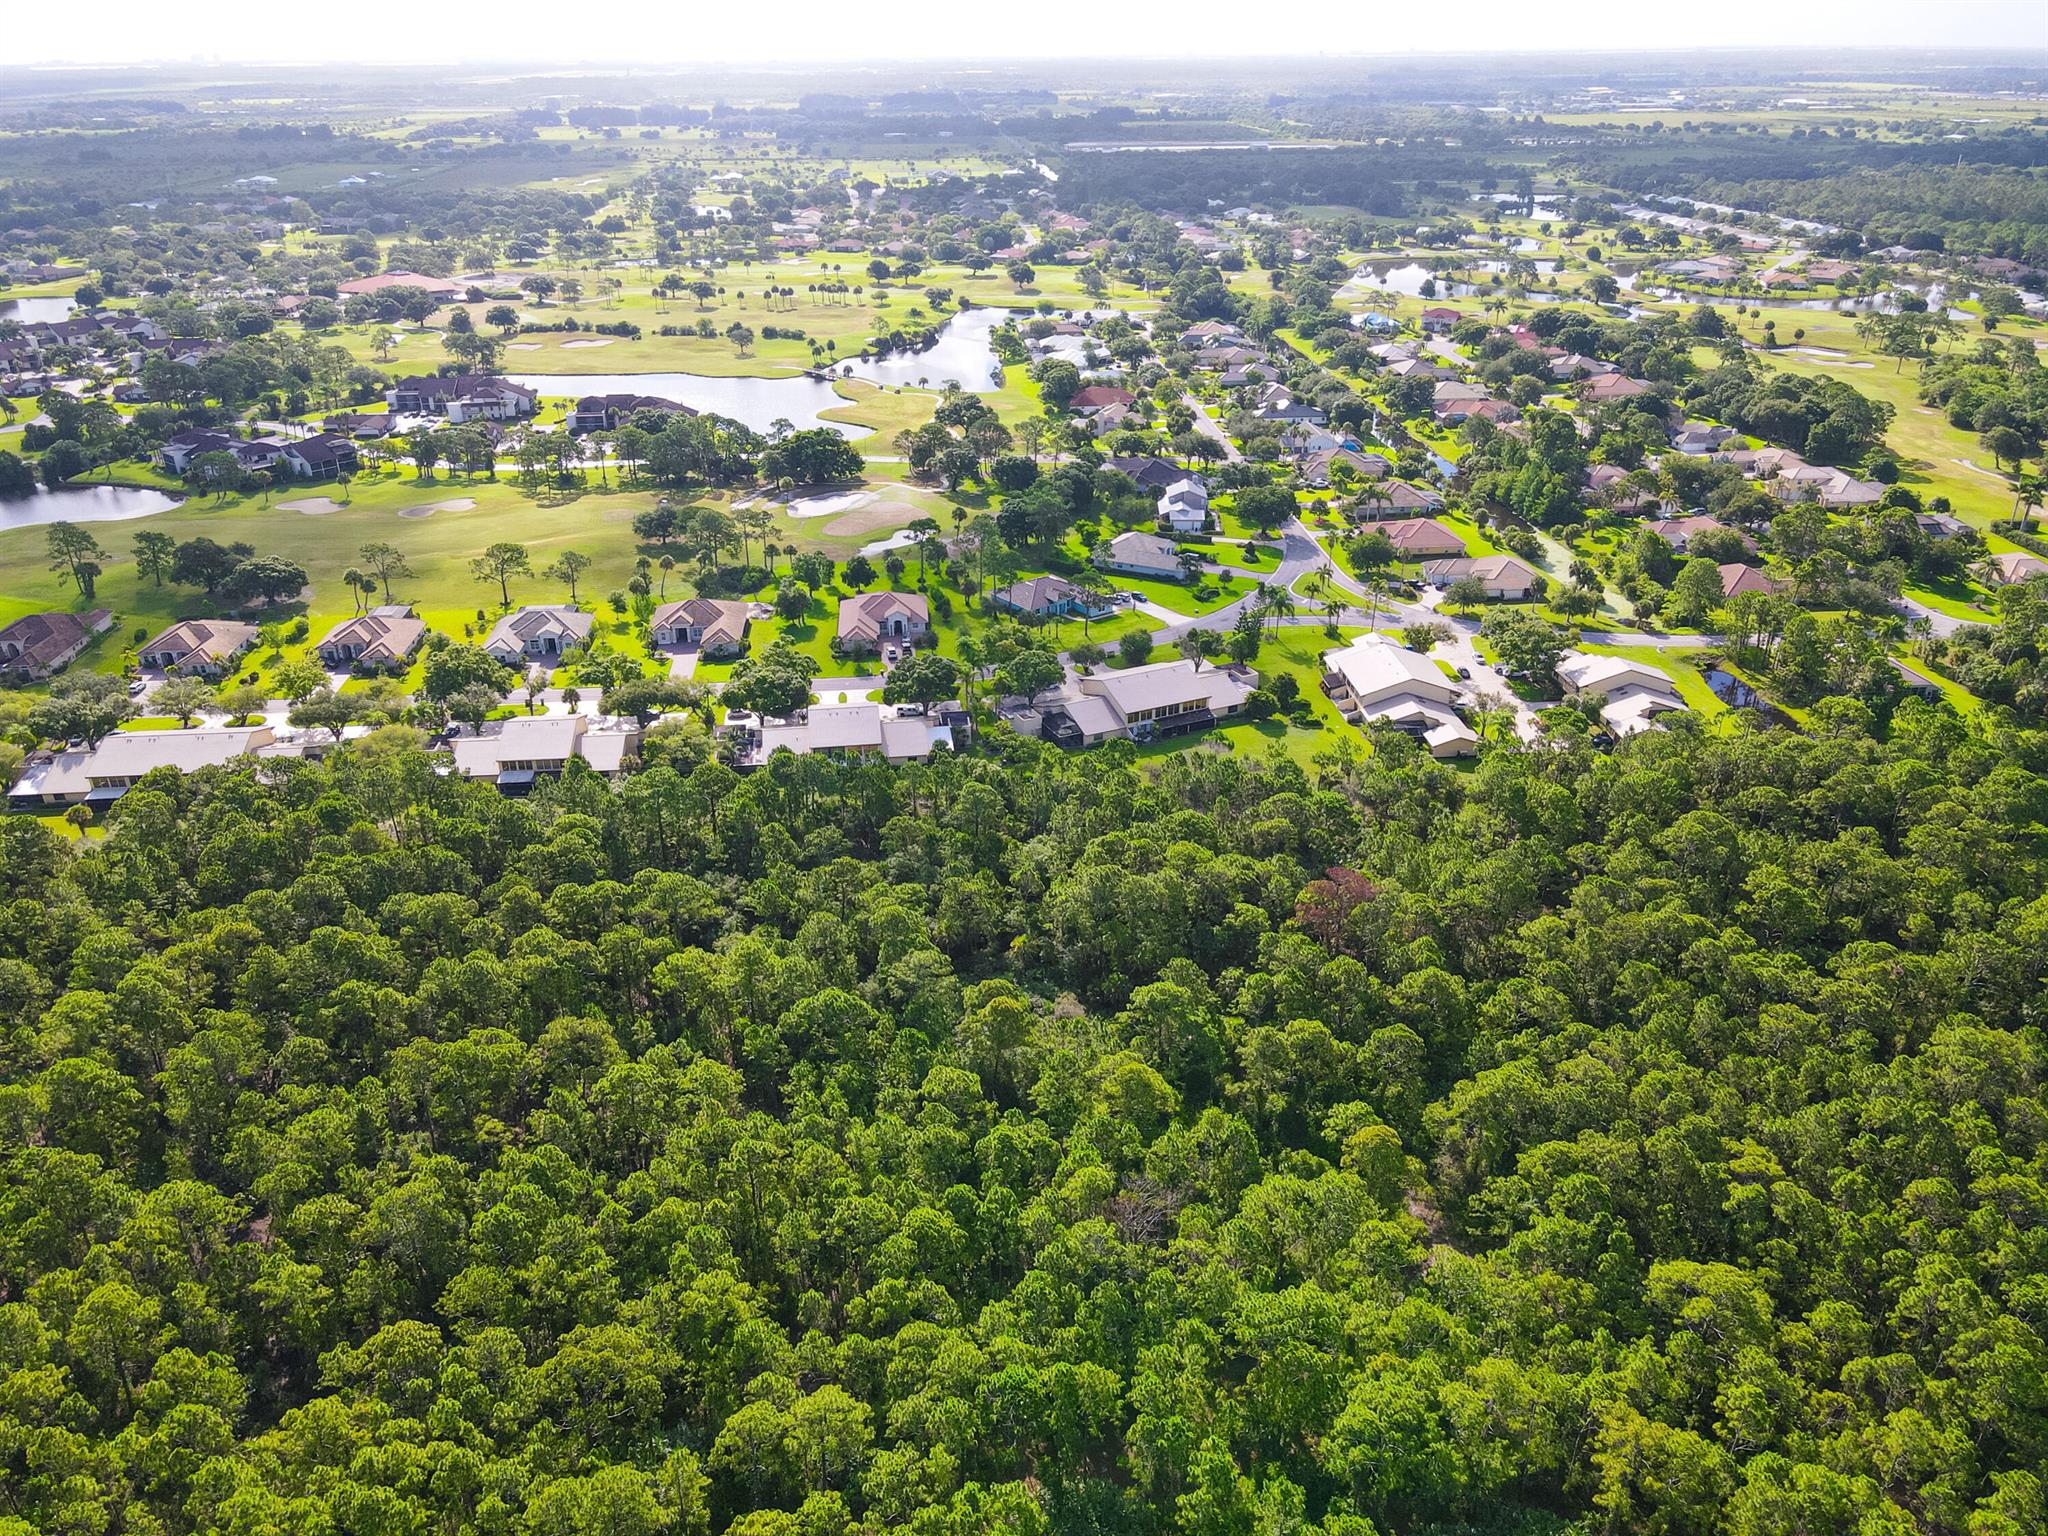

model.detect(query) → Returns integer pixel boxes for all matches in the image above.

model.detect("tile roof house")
[1420,307,1462,334]
[483,606,594,663]
[1299,447,1391,488]
[1095,531,1188,581]
[316,606,427,671]
[1421,555,1543,600]
[337,271,466,298]
[1376,518,1468,559]
[1359,480,1447,515]
[1579,374,1652,404]
[1718,563,1787,598]
[1068,384,1136,414]
[139,619,259,677]
[0,608,111,680]
[649,598,751,655]
[836,591,930,653]
[1320,634,1476,757]
[1649,515,1755,554]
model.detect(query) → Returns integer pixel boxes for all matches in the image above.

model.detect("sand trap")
[561,337,615,349]
[1803,356,1873,368]
[858,528,922,556]
[1785,346,1849,359]
[397,498,477,519]
[279,496,345,515]
[782,489,874,520]
[506,342,542,351]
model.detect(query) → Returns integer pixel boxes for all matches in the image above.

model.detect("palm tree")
[658,554,676,597]
[342,566,369,615]
[1365,577,1390,631]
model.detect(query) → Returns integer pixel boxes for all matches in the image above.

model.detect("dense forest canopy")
[0,710,2044,1536]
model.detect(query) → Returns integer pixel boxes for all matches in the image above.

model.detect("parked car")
[1456,666,1472,680]
[127,679,148,696]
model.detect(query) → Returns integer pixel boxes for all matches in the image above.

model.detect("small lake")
[1702,666,1796,728]
[0,482,185,531]
[1348,261,1569,302]
[0,295,78,324]
[508,306,1017,435]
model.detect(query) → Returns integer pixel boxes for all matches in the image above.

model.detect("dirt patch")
[279,496,345,515]
[398,497,478,519]
[560,337,615,349]
[821,499,926,537]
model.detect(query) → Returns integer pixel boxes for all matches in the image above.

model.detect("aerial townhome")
[1319,634,1477,757]
[316,606,428,672]
[138,618,259,678]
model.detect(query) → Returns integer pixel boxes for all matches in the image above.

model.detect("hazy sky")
[10,0,2046,68]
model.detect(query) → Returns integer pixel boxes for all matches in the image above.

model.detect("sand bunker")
[561,337,615,349]
[397,498,478,519]
[782,489,874,520]
[506,342,542,351]
[279,496,345,515]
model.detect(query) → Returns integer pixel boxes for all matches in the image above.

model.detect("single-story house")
[1650,515,1756,555]
[1020,659,1255,749]
[1320,634,1476,757]
[1069,384,1136,415]
[483,606,594,664]
[316,606,426,671]
[1719,564,1787,599]
[1580,374,1652,404]
[1299,447,1391,488]
[991,576,1119,620]
[836,591,930,653]
[1987,550,2048,585]
[0,609,111,680]
[8,725,277,809]
[1360,480,1447,516]
[139,618,259,677]
[650,597,751,655]
[1422,555,1542,600]
[1095,531,1187,581]
[1558,651,1687,737]
[744,701,960,766]
[1377,518,1468,560]
[1104,456,1197,494]
[448,714,641,792]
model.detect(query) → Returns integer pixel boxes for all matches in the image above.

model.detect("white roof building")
[742,700,960,766]
[447,714,641,791]
[1320,635,1477,757]
[1557,651,1688,737]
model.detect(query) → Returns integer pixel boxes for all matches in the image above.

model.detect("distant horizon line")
[7,44,2048,73]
